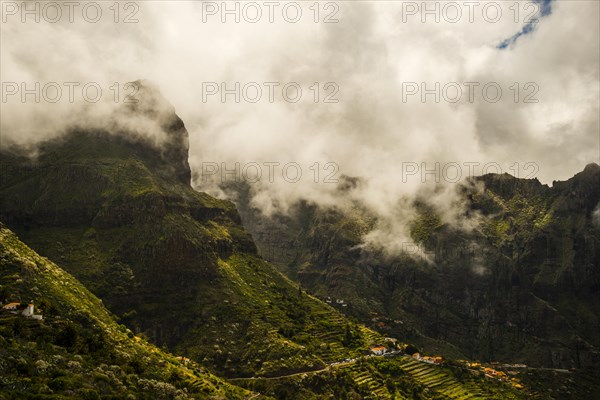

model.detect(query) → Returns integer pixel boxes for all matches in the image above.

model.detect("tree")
[404,344,420,356]
[343,323,352,346]
[55,323,78,349]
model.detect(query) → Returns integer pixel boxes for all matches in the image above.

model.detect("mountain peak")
[127,79,176,118]
[120,79,191,184]
[553,162,600,186]
[583,162,600,173]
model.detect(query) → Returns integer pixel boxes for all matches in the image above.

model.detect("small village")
[368,343,525,391]
[463,361,524,390]
[368,342,445,366]
[411,352,443,365]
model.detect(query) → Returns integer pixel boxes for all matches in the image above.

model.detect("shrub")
[79,388,101,400]
[404,344,420,356]
[48,375,77,391]
[34,359,51,374]
[55,323,79,349]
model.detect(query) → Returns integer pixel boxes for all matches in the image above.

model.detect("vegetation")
[0,223,263,399]
[410,206,443,244]
[174,252,384,377]
[237,356,528,399]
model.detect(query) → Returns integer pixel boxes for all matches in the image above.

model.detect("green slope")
[0,223,535,399]
[0,223,263,399]
[0,130,386,378]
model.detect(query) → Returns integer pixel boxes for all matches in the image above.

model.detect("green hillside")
[0,223,262,399]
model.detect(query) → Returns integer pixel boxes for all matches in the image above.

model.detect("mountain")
[0,81,387,380]
[1,80,597,398]
[0,222,261,399]
[224,165,600,372]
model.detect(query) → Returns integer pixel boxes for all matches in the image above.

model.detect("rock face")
[228,165,600,369]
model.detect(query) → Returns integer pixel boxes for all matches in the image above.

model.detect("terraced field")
[310,311,355,363]
[395,356,487,399]
[234,352,527,399]
[358,325,383,344]
[337,362,393,399]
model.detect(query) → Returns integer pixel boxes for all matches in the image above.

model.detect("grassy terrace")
[396,356,486,399]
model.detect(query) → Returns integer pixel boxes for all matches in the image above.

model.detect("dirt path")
[230,359,360,381]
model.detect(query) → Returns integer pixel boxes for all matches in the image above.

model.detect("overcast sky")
[1,0,599,245]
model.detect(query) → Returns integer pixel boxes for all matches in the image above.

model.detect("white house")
[22,302,43,320]
[22,303,34,317]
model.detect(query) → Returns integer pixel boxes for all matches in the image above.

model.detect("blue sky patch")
[498,0,554,49]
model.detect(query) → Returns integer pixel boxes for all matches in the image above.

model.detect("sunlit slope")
[0,223,264,399]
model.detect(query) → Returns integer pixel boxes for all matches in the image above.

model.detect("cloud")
[593,202,600,228]
[1,1,598,254]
